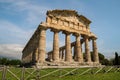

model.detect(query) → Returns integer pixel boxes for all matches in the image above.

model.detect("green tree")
[0,58,8,65]
[114,52,119,65]
[90,52,111,65]
[0,57,21,66]
[118,56,120,65]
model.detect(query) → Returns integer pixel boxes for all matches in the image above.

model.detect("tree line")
[84,52,120,66]
[0,52,120,66]
[113,52,120,65]
[0,58,21,66]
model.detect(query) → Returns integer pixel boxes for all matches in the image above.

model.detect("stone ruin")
[22,10,101,68]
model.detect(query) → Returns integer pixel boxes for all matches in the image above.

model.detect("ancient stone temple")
[22,10,100,68]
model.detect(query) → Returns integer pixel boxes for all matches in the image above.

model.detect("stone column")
[75,34,83,63]
[81,41,83,54]
[64,32,72,62]
[62,49,65,60]
[52,30,59,62]
[59,50,62,60]
[38,28,46,63]
[92,38,99,63]
[32,48,38,63]
[33,37,39,63]
[84,36,91,63]
[32,50,36,63]
[48,52,52,61]
[73,45,77,61]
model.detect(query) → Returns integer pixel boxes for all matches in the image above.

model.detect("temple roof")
[47,9,91,24]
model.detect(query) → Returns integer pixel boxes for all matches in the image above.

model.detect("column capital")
[73,33,80,37]
[62,31,71,35]
[51,29,60,33]
[91,37,97,40]
[83,35,89,39]
[38,25,48,30]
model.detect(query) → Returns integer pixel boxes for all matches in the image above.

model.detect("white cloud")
[0,20,34,42]
[0,44,23,59]
[0,0,50,24]
[0,0,50,59]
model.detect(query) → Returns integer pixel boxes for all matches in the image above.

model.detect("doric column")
[75,34,83,63]
[74,45,77,61]
[59,50,62,60]
[32,48,38,63]
[84,36,91,63]
[48,52,52,61]
[52,29,59,62]
[92,38,99,63]
[64,32,72,62]
[62,49,65,60]
[33,38,39,63]
[38,28,46,63]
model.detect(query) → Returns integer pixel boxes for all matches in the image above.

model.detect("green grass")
[0,67,120,80]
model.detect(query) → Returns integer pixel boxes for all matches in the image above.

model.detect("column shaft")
[85,36,91,62]
[48,52,52,61]
[92,39,99,63]
[59,50,62,60]
[74,45,77,61]
[76,35,83,63]
[38,29,46,63]
[62,49,65,60]
[65,33,72,62]
[53,31,59,62]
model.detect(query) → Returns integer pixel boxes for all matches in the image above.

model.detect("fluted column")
[92,38,99,63]
[33,38,39,63]
[75,34,83,63]
[48,52,52,61]
[64,32,72,62]
[74,45,77,61]
[59,50,62,60]
[52,30,59,62]
[62,49,65,60]
[38,28,46,63]
[84,36,91,63]
[32,48,38,63]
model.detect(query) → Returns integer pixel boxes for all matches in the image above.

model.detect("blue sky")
[0,0,120,59]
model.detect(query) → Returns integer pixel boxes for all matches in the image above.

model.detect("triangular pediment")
[47,9,91,25]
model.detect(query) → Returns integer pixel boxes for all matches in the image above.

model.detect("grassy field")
[0,67,120,80]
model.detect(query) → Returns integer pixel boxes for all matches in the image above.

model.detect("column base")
[29,61,101,68]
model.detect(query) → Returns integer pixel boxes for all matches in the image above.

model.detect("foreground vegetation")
[0,66,120,80]
[0,52,120,80]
